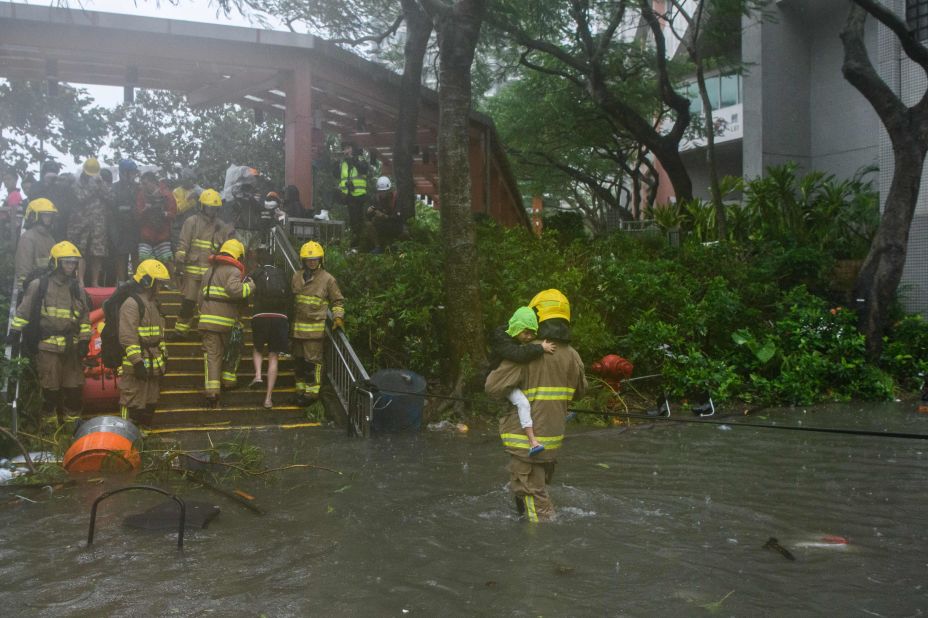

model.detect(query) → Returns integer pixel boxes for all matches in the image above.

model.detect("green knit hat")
[506,306,539,338]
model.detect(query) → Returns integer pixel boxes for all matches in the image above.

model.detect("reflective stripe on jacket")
[339,161,367,197]
[197,259,253,333]
[290,268,344,340]
[12,271,91,353]
[486,342,587,463]
[119,292,167,375]
[176,212,235,277]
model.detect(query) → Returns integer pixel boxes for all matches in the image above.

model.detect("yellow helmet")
[299,241,324,260]
[82,158,101,177]
[25,198,57,224]
[133,259,171,287]
[530,289,571,322]
[26,198,57,215]
[199,188,223,208]
[49,241,82,268]
[218,239,245,261]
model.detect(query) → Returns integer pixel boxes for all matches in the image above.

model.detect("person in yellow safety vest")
[336,142,370,249]
[118,259,171,426]
[291,241,344,406]
[172,188,236,339]
[14,198,57,287]
[485,288,586,522]
[197,238,254,407]
[9,241,92,424]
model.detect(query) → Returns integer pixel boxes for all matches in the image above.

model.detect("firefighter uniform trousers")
[485,343,588,523]
[175,212,234,335]
[118,292,166,424]
[11,271,91,418]
[291,268,345,398]
[197,256,253,398]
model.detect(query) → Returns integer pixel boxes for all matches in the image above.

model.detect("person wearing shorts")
[136,171,177,274]
[248,259,291,409]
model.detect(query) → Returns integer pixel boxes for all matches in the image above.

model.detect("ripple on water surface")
[1,402,927,615]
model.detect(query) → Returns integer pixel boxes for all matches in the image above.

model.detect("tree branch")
[518,50,585,89]
[853,0,928,71]
[841,4,908,124]
[327,13,405,46]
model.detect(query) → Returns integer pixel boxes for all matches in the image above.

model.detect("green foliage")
[881,315,928,389]
[108,90,284,188]
[0,79,109,175]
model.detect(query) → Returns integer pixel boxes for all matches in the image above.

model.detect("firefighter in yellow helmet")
[9,241,91,423]
[197,238,253,406]
[530,288,572,342]
[171,188,236,339]
[118,259,171,426]
[485,288,586,522]
[14,198,57,287]
[291,240,344,405]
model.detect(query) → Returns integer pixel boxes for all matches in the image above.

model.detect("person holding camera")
[136,171,177,276]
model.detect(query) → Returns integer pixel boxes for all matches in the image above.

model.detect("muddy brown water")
[2,402,927,616]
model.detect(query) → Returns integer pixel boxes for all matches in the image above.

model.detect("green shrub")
[881,315,928,389]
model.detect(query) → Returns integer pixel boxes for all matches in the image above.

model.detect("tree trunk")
[394,0,433,220]
[695,62,726,239]
[841,2,928,358]
[434,0,488,384]
[653,138,694,202]
[855,142,927,358]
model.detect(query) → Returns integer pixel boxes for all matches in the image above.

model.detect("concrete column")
[284,67,313,212]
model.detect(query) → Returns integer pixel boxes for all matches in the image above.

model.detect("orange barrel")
[84,287,116,311]
[64,416,142,475]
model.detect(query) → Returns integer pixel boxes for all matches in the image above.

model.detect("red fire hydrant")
[591,354,634,392]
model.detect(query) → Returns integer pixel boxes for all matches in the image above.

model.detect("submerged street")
[2,402,927,615]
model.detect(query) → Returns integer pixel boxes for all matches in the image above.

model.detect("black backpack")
[251,265,290,314]
[100,282,145,370]
[20,270,84,357]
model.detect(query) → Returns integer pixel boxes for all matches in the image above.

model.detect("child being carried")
[488,306,556,455]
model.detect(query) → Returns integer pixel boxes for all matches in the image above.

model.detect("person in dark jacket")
[111,159,140,283]
[28,161,76,241]
[247,251,291,409]
[488,306,556,455]
[281,184,309,219]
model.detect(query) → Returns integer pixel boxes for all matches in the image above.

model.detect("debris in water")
[700,590,734,613]
[595,463,610,469]
[718,424,732,431]
[554,564,574,575]
[233,489,255,501]
[763,537,795,561]
[485,580,497,588]
[794,534,849,549]
[334,485,351,493]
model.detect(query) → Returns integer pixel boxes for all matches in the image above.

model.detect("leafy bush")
[881,315,928,389]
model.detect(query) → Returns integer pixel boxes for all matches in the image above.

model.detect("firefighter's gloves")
[77,340,90,359]
[333,317,345,331]
[133,361,149,379]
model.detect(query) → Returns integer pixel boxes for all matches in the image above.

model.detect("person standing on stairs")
[247,251,291,409]
[291,241,344,406]
[172,189,235,339]
[118,259,171,426]
[9,241,92,424]
[197,239,254,408]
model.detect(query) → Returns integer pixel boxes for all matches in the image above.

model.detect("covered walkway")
[0,1,527,226]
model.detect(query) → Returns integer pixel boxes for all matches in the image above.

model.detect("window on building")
[909,0,928,42]
[682,73,742,113]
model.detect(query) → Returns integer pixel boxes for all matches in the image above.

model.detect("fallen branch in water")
[0,426,35,474]
[170,468,264,515]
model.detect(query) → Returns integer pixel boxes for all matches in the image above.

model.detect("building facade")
[675,0,928,315]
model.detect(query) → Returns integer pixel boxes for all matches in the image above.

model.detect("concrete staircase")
[151,286,313,432]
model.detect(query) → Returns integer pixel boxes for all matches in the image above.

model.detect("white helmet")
[376,176,392,192]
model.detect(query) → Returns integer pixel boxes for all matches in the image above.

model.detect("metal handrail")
[269,225,372,437]
[3,256,21,434]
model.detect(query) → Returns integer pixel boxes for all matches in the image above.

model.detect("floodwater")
[2,402,928,616]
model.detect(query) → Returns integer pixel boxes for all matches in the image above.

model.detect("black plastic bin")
[370,369,427,433]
